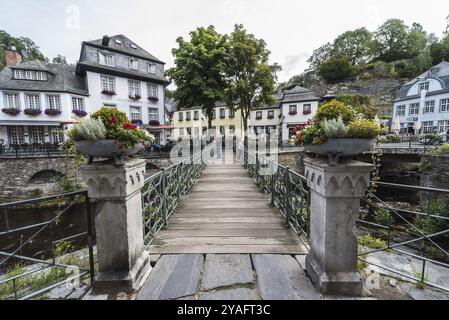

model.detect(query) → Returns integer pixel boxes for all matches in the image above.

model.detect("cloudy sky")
[1,0,448,84]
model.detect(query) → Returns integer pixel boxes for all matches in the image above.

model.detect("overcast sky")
[1,0,448,85]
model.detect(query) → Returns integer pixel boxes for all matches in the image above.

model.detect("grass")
[358,234,388,250]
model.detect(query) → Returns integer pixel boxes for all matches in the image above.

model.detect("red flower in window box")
[123,123,138,130]
[23,108,42,116]
[303,110,312,115]
[2,108,21,115]
[111,116,119,123]
[45,108,62,115]
[101,90,116,96]
[289,111,298,115]
[148,96,159,103]
[72,109,87,117]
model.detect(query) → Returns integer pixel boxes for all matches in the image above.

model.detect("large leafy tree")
[331,28,372,65]
[52,54,68,64]
[371,19,411,62]
[318,56,354,82]
[167,26,227,129]
[224,24,281,143]
[307,42,332,69]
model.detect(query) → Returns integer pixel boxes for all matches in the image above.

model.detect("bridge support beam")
[81,158,150,293]
[304,157,372,296]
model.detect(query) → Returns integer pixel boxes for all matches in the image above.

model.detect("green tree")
[318,55,354,82]
[332,28,373,65]
[224,24,281,145]
[167,26,227,129]
[430,35,449,64]
[307,42,332,69]
[277,74,304,91]
[52,54,68,64]
[371,19,410,62]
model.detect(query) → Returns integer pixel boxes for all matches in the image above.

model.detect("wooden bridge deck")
[149,157,307,254]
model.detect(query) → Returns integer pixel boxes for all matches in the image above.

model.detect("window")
[229,125,235,133]
[229,109,235,118]
[429,67,440,75]
[99,52,115,67]
[47,95,61,110]
[194,111,199,120]
[103,104,117,108]
[441,99,449,112]
[147,62,156,74]
[256,111,263,120]
[419,82,429,93]
[128,80,141,97]
[147,83,158,98]
[424,101,435,114]
[439,120,449,132]
[101,76,115,92]
[129,58,138,70]
[14,70,47,81]
[303,104,312,115]
[267,110,274,119]
[148,108,158,121]
[219,108,226,118]
[179,128,184,136]
[4,93,20,109]
[36,72,47,81]
[220,126,225,135]
[396,105,405,116]
[186,111,191,121]
[422,121,434,133]
[211,110,216,119]
[178,112,184,121]
[49,126,64,144]
[28,126,45,144]
[13,70,25,79]
[289,105,297,114]
[8,126,25,144]
[26,94,40,110]
[409,103,419,115]
[130,106,141,121]
[72,97,84,110]
[187,128,192,136]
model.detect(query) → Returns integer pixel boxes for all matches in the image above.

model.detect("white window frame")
[47,95,61,110]
[147,83,158,98]
[186,111,191,121]
[219,108,226,118]
[419,82,429,92]
[129,58,139,70]
[28,126,45,144]
[289,105,297,113]
[148,108,159,121]
[147,62,156,74]
[49,126,64,144]
[99,52,115,67]
[178,112,184,121]
[4,92,20,109]
[179,128,184,136]
[72,97,85,110]
[26,94,41,110]
[438,120,449,133]
[8,126,25,144]
[441,99,449,112]
[409,103,419,115]
[424,101,435,114]
[422,121,433,133]
[101,76,115,92]
[396,105,405,116]
[129,106,141,121]
[256,111,263,119]
[128,80,141,97]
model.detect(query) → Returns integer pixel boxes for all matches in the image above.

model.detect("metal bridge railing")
[0,144,65,158]
[0,191,95,300]
[141,143,214,247]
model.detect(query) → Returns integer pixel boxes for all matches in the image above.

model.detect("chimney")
[5,46,22,67]
[102,36,110,47]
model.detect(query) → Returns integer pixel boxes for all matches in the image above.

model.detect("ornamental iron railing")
[0,144,64,158]
[0,191,95,300]
[141,143,213,247]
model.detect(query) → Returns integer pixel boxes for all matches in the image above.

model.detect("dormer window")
[130,43,137,49]
[148,62,156,74]
[13,70,47,81]
[129,58,138,70]
[419,82,429,93]
[115,39,122,45]
[429,67,439,75]
[99,52,115,67]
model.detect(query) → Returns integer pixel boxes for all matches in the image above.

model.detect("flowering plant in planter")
[45,108,62,115]
[2,108,21,115]
[148,96,159,103]
[129,95,141,101]
[149,120,160,126]
[24,108,42,116]
[72,109,88,117]
[132,119,143,126]
[101,90,116,96]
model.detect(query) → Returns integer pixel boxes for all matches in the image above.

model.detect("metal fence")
[0,191,95,300]
[141,143,213,247]
[374,135,444,153]
[0,144,64,158]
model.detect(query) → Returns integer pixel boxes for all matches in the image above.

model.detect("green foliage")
[335,94,376,119]
[347,119,381,139]
[374,207,395,226]
[297,125,326,145]
[30,188,43,198]
[414,198,449,241]
[358,234,387,249]
[430,35,449,64]
[433,143,449,155]
[52,55,68,64]
[323,116,348,138]
[318,55,354,82]
[371,19,412,62]
[58,176,82,193]
[69,118,106,141]
[315,100,354,124]
[331,28,373,65]
[277,74,305,91]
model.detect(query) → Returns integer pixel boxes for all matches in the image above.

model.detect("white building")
[249,93,282,137]
[392,61,449,134]
[0,35,171,147]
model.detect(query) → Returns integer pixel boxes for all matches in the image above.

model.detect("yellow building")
[173,102,243,140]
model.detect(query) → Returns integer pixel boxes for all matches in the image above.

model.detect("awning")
[146,125,174,131]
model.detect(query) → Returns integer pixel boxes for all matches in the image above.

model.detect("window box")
[72,109,88,117]
[45,109,62,116]
[149,120,160,126]
[1,108,21,115]
[148,96,159,103]
[289,111,298,115]
[267,115,274,119]
[101,90,116,96]
[24,108,42,116]
[303,110,311,115]
[129,95,141,101]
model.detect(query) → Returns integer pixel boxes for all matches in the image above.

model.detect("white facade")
[391,61,449,134]
[281,100,318,141]
[249,107,282,136]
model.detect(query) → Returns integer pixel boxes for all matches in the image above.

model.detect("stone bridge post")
[80,158,150,292]
[303,157,373,296]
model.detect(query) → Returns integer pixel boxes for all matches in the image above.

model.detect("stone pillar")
[80,158,150,292]
[303,157,373,296]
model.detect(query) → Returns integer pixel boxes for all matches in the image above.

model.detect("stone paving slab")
[136,254,203,300]
[200,254,254,291]
[252,254,320,300]
[199,288,261,300]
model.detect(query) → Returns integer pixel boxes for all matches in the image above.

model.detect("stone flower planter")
[305,138,374,165]
[75,139,144,165]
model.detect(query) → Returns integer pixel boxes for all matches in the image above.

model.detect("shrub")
[335,94,376,119]
[69,118,107,141]
[374,207,395,226]
[358,235,387,249]
[347,119,381,139]
[433,143,449,155]
[323,116,348,138]
[315,100,353,124]
[30,188,43,198]
[318,56,354,82]
[58,177,81,193]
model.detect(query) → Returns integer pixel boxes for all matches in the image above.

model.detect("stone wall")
[420,155,449,190]
[275,151,305,175]
[0,156,79,202]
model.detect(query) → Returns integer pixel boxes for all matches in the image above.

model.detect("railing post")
[84,192,95,285]
[161,168,168,227]
[255,152,260,186]
[270,160,275,207]
[177,163,182,199]
[284,166,291,225]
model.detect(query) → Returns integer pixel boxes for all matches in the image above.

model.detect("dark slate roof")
[83,34,164,64]
[281,85,319,103]
[0,62,88,96]
[394,61,449,102]
[10,61,52,73]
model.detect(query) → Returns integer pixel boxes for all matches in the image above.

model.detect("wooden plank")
[170,217,284,224]
[175,212,278,218]
[148,244,307,254]
[154,237,301,246]
[160,229,298,238]
[167,223,286,230]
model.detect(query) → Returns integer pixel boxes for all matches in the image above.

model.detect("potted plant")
[72,109,88,117]
[2,108,21,115]
[129,94,141,101]
[45,108,62,115]
[148,96,159,103]
[68,107,155,165]
[149,120,160,126]
[101,90,116,96]
[24,108,42,116]
[292,100,381,165]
